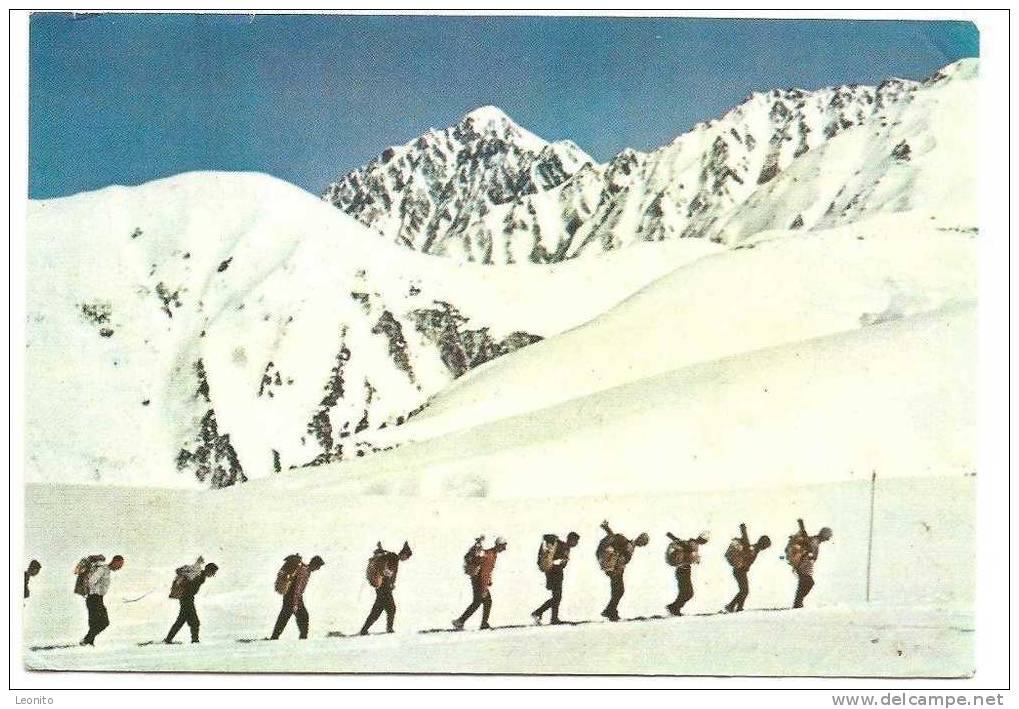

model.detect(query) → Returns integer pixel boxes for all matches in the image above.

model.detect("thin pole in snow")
[865,470,877,603]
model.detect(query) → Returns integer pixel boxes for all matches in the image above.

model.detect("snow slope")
[281,305,976,499]
[361,216,976,452]
[326,59,976,263]
[25,172,720,488]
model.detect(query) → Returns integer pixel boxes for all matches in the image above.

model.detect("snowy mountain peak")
[460,104,515,129]
[324,105,598,262]
[452,105,549,153]
[327,59,976,264]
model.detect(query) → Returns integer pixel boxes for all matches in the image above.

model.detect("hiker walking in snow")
[360,542,412,635]
[664,530,709,616]
[596,521,649,622]
[723,524,770,613]
[24,559,41,599]
[531,531,580,625]
[453,535,507,630]
[164,557,219,644]
[270,554,324,640]
[75,554,124,646]
[785,519,832,609]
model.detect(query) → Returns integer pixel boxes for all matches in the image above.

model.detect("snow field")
[24,474,973,674]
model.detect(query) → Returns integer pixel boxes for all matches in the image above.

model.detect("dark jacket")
[178,573,207,598]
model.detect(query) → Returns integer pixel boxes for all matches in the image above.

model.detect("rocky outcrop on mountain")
[176,359,247,488]
[326,59,976,263]
[410,301,542,378]
[324,106,595,263]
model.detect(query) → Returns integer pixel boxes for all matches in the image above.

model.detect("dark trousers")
[533,570,564,622]
[457,576,492,628]
[82,594,109,644]
[271,597,309,639]
[603,571,624,619]
[361,586,396,633]
[166,595,200,642]
[668,566,694,615]
[726,568,750,612]
[793,571,815,608]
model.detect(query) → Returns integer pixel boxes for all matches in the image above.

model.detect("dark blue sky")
[29,14,978,199]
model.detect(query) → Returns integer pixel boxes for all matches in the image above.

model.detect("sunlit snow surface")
[22,59,978,676]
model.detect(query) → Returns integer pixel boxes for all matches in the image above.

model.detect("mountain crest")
[326,60,976,264]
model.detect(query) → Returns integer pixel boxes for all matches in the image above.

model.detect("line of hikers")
[30,518,831,645]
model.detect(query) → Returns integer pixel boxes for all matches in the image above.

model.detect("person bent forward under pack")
[360,541,412,635]
[24,559,41,600]
[785,519,832,608]
[531,531,580,625]
[270,554,324,639]
[596,521,649,622]
[664,530,709,616]
[165,557,219,643]
[723,524,770,613]
[75,554,124,646]
[453,535,507,630]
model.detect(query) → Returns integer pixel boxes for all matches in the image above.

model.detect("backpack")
[73,555,104,596]
[169,557,204,598]
[537,537,557,573]
[728,538,762,570]
[366,552,395,589]
[596,534,629,574]
[463,539,484,577]
[666,540,699,567]
[785,535,810,568]
[275,554,302,595]
[725,539,746,568]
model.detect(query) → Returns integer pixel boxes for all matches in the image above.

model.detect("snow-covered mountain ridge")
[25,60,978,490]
[325,59,977,263]
[25,172,717,488]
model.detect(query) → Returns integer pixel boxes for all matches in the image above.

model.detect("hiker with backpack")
[664,530,710,616]
[453,535,507,631]
[24,559,41,599]
[270,554,324,640]
[164,557,219,644]
[723,524,771,613]
[596,521,649,622]
[359,541,412,635]
[75,554,124,646]
[785,519,833,608]
[531,531,580,625]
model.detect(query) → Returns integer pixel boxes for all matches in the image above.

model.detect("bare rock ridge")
[325,59,976,263]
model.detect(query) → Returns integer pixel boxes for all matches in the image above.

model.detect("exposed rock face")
[324,106,594,264]
[410,301,542,378]
[326,63,970,262]
[176,359,246,488]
